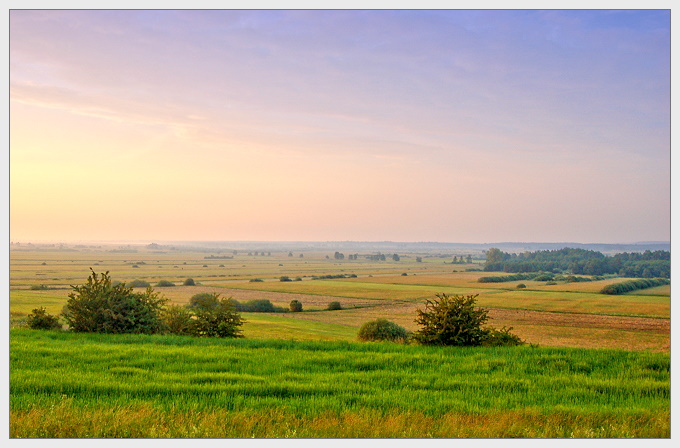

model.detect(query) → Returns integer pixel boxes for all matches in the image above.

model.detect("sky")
[8,9,671,244]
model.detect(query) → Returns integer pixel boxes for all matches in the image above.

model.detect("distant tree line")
[484,248,670,278]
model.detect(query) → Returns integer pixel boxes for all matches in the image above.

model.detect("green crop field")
[8,244,671,438]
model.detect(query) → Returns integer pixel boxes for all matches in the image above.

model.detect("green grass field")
[8,245,671,438]
[9,329,670,438]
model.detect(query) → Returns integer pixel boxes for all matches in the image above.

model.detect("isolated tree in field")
[413,293,522,347]
[183,278,196,286]
[62,270,167,334]
[289,299,303,312]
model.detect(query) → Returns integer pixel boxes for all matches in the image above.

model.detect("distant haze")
[9,10,670,244]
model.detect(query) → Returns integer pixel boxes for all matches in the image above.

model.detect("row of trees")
[484,248,670,278]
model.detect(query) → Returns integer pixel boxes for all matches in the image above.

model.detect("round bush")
[358,318,409,343]
[327,301,342,311]
[183,278,196,286]
[516,283,526,289]
[289,300,303,312]
[25,307,61,330]
[128,279,150,288]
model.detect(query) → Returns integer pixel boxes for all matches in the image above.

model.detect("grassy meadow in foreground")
[10,329,670,438]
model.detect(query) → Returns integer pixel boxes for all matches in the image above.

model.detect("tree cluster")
[484,248,670,278]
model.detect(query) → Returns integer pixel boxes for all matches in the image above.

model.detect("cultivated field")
[8,244,671,438]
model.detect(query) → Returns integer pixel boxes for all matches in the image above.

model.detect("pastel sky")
[9,10,670,244]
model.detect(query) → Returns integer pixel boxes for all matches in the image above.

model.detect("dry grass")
[10,403,669,438]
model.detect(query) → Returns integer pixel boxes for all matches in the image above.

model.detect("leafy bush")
[183,278,196,286]
[413,293,522,347]
[189,294,244,338]
[128,279,151,288]
[62,270,167,334]
[327,301,342,311]
[481,326,524,346]
[289,300,303,312]
[357,318,409,343]
[249,278,264,282]
[162,305,194,336]
[516,283,526,289]
[237,299,286,313]
[25,307,61,330]
[156,280,175,287]
[280,276,292,282]
[187,293,221,311]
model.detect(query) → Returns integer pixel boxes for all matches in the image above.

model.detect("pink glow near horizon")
[9,10,670,244]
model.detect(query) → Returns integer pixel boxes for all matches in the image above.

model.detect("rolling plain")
[8,243,671,437]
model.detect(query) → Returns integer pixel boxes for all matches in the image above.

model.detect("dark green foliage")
[183,278,196,286]
[327,301,342,311]
[280,276,292,282]
[156,280,175,287]
[249,278,264,282]
[481,326,524,346]
[62,270,167,334]
[413,293,522,347]
[533,273,554,281]
[358,318,410,343]
[29,284,51,291]
[600,278,670,295]
[289,300,303,312]
[516,283,526,289]
[128,279,151,288]
[484,247,670,278]
[401,273,408,276]
[25,307,61,330]
[392,254,400,261]
[229,299,286,313]
[478,273,537,283]
[312,274,357,280]
[164,293,244,338]
[162,305,194,336]
[190,295,244,338]
[187,293,222,311]
[294,277,302,281]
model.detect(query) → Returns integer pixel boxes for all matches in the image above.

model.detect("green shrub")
[289,300,303,312]
[156,280,175,287]
[29,284,50,291]
[189,294,244,338]
[516,283,526,289]
[280,276,292,282]
[238,299,286,313]
[481,326,524,346]
[183,278,196,286]
[600,278,670,295]
[162,305,194,335]
[413,293,522,347]
[25,307,61,330]
[327,301,342,311]
[249,278,264,282]
[357,318,409,343]
[128,279,151,288]
[62,270,166,334]
[187,293,221,311]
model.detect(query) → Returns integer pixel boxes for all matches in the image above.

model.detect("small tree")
[413,293,522,347]
[26,307,61,330]
[162,304,194,335]
[289,300,303,312]
[183,278,196,286]
[358,319,409,343]
[156,280,175,287]
[62,270,167,334]
[187,292,221,311]
[413,293,489,346]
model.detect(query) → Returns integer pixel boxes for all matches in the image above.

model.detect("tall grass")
[10,329,669,438]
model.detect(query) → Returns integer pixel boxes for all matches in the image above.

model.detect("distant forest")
[484,248,670,279]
